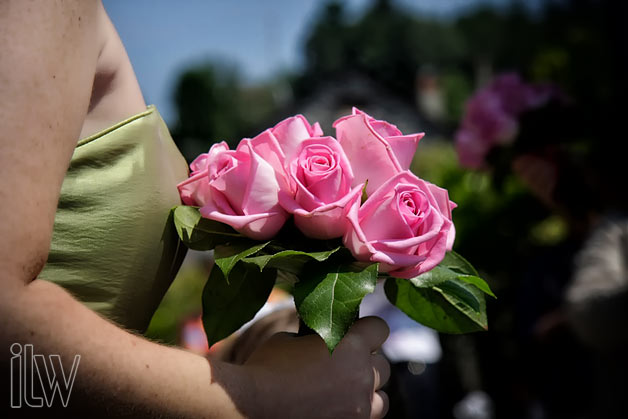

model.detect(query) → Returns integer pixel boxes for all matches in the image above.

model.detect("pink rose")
[333,108,424,195]
[270,114,323,162]
[177,138,288,240]
[177,114,323,240]
[250,114,324,194]
[279,137,363,239]
[343,171,456,279]
[178,144,222,207]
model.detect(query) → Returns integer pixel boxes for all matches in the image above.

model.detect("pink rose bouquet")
[173,108,493,351]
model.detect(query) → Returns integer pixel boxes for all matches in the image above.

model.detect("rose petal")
[359,191,414,241]
[236,140,286,217]
[200,204,287,240]
[385,134,424,170]
[284,182,363,239]
[389,230,449,278]
[249,129,290,192]
[271,115,321,161]
[178,169,211,206]
[209,151,250,212]
[287,137,354,209]
[343,189,382,261]
[189,153,209,173]
[335,113,402,194]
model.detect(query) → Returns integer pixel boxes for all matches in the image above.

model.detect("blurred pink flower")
[455,73,555,169]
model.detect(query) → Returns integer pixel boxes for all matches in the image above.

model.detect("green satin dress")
[39,106,189,332]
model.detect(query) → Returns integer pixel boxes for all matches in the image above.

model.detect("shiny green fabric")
[40,106,189,332]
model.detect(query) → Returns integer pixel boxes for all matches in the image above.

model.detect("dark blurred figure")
[565,213,628,419]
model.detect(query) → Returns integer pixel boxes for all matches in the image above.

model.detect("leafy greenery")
[201,262,277,347]
[173,206,493,351]
[384,251,494,334]
[294,262,379,352]
[385,277,487,334]
[214,241,270,280]
[243,247,341,275]
[172,206,244,251]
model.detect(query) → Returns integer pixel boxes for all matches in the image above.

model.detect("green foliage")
[441,250,479,276]
[294,262,379,352]
[171,63,281,162]
[300,0,469,100]
[172,63,243,157]
[172,205,244,250]
[385,276,487,334]
[384,252,493,334]
[304,2,350,78]
[441,71,472,123]
[214,241,270,280]
[243,248,341,275]
[173,206,491,352]
[411,142,552,279]
[202,262,277,347]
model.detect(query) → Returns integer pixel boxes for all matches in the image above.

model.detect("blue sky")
[104,0,541,124]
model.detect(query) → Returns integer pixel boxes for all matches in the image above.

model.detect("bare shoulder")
[0,0,104,138]
[0,0,104,286]
[81,5,146,138]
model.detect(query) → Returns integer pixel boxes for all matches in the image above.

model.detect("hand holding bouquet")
[174,108,493,352]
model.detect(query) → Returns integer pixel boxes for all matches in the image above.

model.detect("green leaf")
[384,276,488,334]
[457,275,496,298]
[172,206,243,250]
[437,279,481,312]
[407,253,494,299]
[407,265,451,288]
[294,262,378,352]
[384,251,494,332]
[243,247,341,275]
[441,251,479,276]
[202,262,276,347]
[214,241,270,280]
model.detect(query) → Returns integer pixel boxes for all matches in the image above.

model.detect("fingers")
[232,308,300,363]
[347,316,390,352]
[370,390,389,419]
[371,353,390,391]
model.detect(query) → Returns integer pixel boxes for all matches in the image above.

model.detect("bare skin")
[0,1,390,417]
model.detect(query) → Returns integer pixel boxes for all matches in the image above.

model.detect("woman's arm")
[0,2,389,417]
[0,1,246,416]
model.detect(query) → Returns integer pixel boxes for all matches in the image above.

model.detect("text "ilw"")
[10,343,80,408]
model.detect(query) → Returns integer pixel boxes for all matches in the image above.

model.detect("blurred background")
[105,0,628,418]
